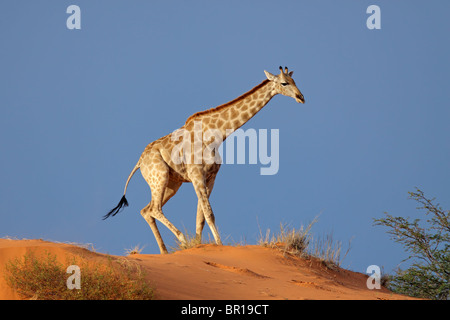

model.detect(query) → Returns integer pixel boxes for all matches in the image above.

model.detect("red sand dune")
[0,239,417,300]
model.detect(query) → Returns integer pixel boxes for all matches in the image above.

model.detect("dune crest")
[0,239,415,300]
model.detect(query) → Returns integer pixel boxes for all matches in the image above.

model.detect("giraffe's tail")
[103,162,140,220]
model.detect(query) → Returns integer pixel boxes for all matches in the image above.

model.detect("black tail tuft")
[103,195,129,220]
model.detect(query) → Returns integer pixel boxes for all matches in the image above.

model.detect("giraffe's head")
[264,66,305,104]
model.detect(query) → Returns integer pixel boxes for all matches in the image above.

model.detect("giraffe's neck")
[185,80,276,141]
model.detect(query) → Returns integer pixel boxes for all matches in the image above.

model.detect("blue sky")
[1,1,449,275]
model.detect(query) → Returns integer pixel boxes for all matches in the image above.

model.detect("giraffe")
[104,66,305,254]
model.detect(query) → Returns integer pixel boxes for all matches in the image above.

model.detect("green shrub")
[374,188,449,300]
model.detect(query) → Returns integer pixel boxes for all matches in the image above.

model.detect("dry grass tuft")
[258,217,351,269]
[309,232,352,269]
[258,220,316,257]
[124,244,145,255]
[170,229,217,252]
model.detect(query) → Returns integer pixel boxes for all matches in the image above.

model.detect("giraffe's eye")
[281,83,288,86]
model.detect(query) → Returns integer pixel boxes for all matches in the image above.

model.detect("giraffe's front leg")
[195,203,205,243]
[190,168,222,246]
[195,175,216,242]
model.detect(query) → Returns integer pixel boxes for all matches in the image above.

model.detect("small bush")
[5,250,154,300]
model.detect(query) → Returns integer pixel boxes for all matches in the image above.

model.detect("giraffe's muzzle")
[296,94,305,104]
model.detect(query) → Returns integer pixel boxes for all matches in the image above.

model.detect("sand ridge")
[0,239,417,300]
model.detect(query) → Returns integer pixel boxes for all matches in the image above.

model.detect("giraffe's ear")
[264,70,277,81]
[288,71,294,77]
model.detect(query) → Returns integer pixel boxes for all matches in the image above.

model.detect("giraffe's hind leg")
[162,178,182,207]
[140,153,185,254]
[145,216,168,254]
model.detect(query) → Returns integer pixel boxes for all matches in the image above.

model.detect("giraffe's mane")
[185,79,270,124]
